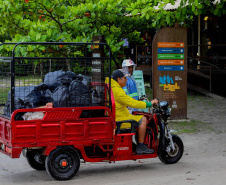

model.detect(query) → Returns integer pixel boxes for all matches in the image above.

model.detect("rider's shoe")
[136,144,154,155]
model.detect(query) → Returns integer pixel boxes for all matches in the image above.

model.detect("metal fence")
[0,42,112,117]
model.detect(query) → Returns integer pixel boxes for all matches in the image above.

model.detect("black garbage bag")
[4,98,32,117]
[4,86,37,117]
[37,83,48,91]
[7,85,37,101]
[52,78,72,107]
[44,70,76,92]
[44,70,65,91]
[91,89,102,106]
[77,74,91,87]
[24,87,49,108]
[3,101,11,117]
[69,77,91,107]
[44,89,53,103]
[37,83,53,103]
[57,71,76,83]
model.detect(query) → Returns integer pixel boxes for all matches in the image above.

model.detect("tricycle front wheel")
[45,146,80,181]
[158,134,184,164]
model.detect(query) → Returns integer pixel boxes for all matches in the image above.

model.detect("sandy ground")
[0,93,226,184]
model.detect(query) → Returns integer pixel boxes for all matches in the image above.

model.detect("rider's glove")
[145,102,152,108]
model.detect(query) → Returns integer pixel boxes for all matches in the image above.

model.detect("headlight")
[167,108,172,116]
[160,101,169,110]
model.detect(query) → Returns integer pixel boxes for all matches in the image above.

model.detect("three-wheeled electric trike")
[0,42,183,180]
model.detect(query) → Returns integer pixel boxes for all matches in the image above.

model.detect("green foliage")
[72,62,92,74]
[0,0,226,60]
[0,0,146,59]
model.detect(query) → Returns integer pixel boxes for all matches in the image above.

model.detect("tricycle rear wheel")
[45,146,80,181]
[26,149,46,171]
[158,134,184,164]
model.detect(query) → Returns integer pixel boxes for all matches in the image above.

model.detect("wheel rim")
[52,153,76,174]
[167,143,179,157]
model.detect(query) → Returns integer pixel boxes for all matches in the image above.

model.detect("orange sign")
[158,42,184,48]
[158,60,184,65]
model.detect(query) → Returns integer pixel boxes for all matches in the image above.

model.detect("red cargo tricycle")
[0,42,183,180]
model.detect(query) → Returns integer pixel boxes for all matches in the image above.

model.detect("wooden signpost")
[92,35,106,103]
[152,28,187,119]
[92,35,105,83]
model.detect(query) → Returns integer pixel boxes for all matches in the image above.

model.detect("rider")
[122,59,139,112]
[110,69,158,155]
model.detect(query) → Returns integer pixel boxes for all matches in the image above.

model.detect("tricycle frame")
[0,42,183,181]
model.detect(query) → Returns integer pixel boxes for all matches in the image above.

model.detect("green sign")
[158,54,184,60]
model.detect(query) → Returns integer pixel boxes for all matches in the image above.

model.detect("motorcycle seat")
[116,120,139,135]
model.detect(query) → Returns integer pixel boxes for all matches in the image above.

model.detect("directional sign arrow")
[158,65,185,71]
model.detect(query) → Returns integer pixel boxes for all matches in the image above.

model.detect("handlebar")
[137,96,171,120]
[152,98,159,107]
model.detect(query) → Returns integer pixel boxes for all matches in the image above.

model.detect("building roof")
[163,0,184,10]
[125,0,221,16]
[163,0,221,10]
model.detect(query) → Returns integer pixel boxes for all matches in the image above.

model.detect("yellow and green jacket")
[106,78,146,129]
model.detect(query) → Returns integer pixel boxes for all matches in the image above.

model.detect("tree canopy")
[0,0,226,59]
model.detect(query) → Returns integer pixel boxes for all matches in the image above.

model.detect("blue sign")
[158,48,184,54]
[159,75,174,84]
[158,66,184,71]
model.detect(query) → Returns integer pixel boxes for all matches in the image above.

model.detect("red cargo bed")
[0,106,114,158]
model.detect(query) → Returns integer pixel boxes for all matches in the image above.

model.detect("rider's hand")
[145,99,158,108]
[151,99,158,106]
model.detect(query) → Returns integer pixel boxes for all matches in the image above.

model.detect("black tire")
[45,146,80,181]
[26,149,46,171]
[158,134,184,164]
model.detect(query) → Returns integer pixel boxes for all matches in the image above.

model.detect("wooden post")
[92,35,105,83]
[152,27,187,119]
[92,35,106,103]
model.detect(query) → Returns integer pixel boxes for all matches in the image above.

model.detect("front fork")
[165,124,175,152]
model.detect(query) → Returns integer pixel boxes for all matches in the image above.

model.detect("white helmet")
[122,59,136,67]
[122,59,136,75]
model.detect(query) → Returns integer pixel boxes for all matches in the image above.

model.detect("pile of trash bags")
[4,70,101,117]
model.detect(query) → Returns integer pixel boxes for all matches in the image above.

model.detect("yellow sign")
[94,41,100,49]
[164,83,180,91]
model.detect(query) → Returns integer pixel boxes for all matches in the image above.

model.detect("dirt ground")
[0,92,226,185]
